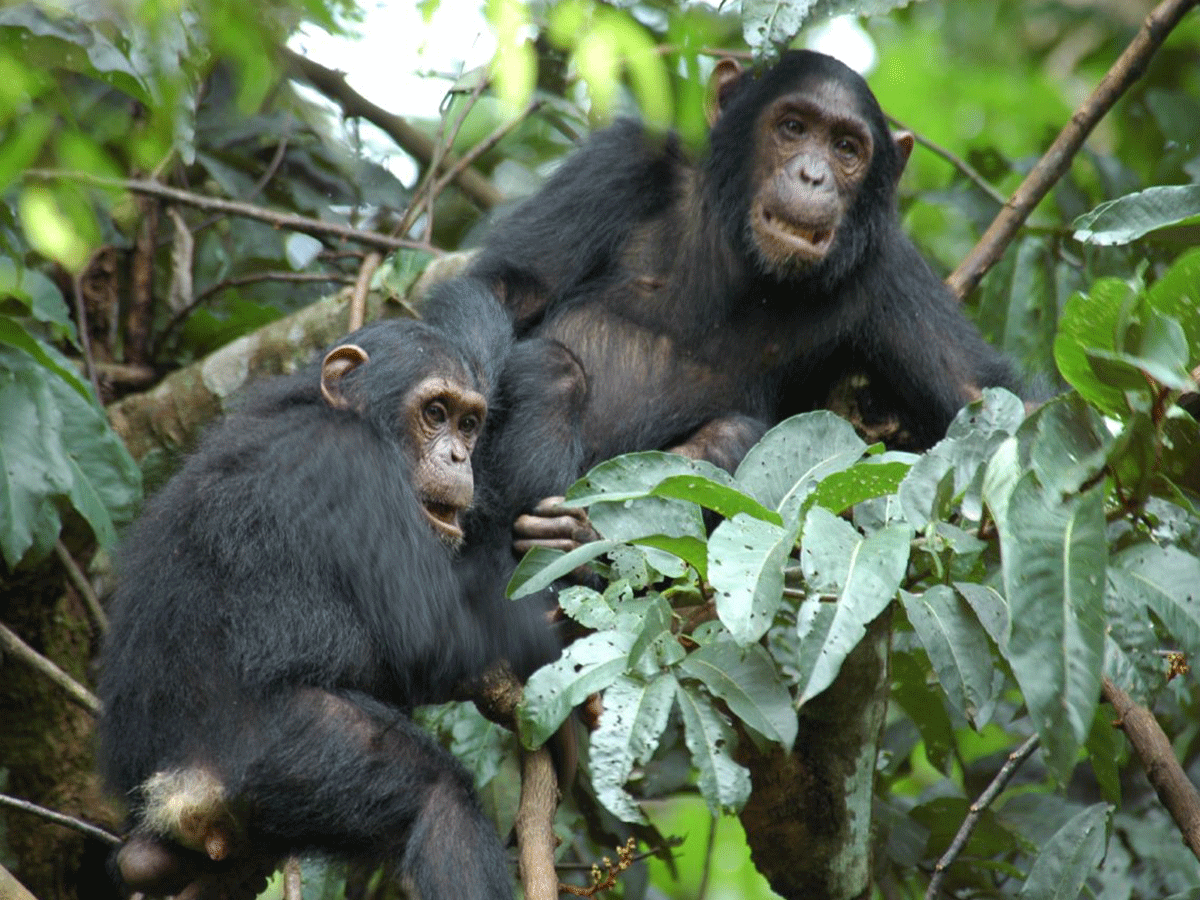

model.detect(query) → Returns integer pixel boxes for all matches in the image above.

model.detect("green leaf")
[1145,247,1200,358]
[678,641,797,748]
[0,343,140,566]
[1026,395,1113,496]
[590,673,677,823]
[651,473,780,525]
[1072,184,1200,246]
[954,582,1011,652]
[506,540,623,599]
[998,475,1107,783]
[0,258,73,338]
[900,585,997,726]
[900,389,1024,527]
[735,411,866,520]
[566,450,734,505]
[795,509,911,705]
[518,630,634,749]
[675,680,751,814]
[1108,543,1200,659]
[707,512,800,644]
[1053,279,1137,415]
[810,460,910,515]
[1017,803,1111,899]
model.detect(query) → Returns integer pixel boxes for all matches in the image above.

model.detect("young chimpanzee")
[434,50,1019,545]
[97,282,562,899]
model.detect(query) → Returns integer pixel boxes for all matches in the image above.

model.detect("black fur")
[454,49,1017,466]
[97,285,558,899]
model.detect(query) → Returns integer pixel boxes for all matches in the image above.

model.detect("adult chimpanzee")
[432,49,1018,544]
[97,282,565,900]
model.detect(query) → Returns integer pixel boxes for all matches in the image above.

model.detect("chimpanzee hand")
[513,496,599,555]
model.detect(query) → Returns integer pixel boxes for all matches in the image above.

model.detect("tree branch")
[947,0,1200,299]
[925,734,1039,899]
[283,48,502,210]
[24,170,433,254]
[1102,675,1200,863]
[0,621,100,714]
[475,666,560,900]
[0,792,119,846]
[887,116,1006,206]
[54,540,107,634]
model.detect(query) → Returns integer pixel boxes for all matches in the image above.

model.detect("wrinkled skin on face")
[320,344,487,549]
[748,80,873,274]
[401,375,486,548]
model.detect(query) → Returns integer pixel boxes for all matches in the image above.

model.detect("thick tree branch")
[0,621,99,714]
[1102,676,1200,863]
[947,0,1200,299]
[283,48,503,210]
[475,666,560,900]
[25,170,432,254]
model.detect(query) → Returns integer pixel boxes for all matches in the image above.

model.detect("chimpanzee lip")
[756,206,834,259]
[421,498,464,541]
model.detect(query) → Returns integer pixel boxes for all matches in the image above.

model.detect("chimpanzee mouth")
[756,207,834,260]
[421,499,464,544]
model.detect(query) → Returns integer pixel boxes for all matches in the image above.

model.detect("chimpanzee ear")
[321,344,369,409]
[706,58,743,126]
[893,131,915,172]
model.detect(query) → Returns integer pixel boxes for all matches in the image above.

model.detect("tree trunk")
[739,612,892,900]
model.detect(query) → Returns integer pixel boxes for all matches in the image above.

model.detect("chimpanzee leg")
[227,688,512,900]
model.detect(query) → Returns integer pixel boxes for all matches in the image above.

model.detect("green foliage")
[1,0,1199,897]
[510,246,1200,893]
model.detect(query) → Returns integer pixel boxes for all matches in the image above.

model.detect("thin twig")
[420,76,489,244]
[947,0,1200,299]
[283,48,501,209]
[24,170,431,254]
[696,812,718,900]
[925,734,1039,899]
[0,620,100,714]
[348,253,382,332]
[54,540,107,634]
[887,116,1007,206]
[70,254,101,398]
[248,134,290,202]
[1102,675,1200,863]
[152,271,355,359]
[431,99,542,201]
[0,792,119,845]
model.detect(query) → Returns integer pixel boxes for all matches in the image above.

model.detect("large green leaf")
[900,585,997,727]
[1108,543,1200,660]
[518,630,634,748]
[735,411,866,520]
[1053,279,1137,416]
[678,641,797,748]
[795,509,911,706]
[998,475,1107,783]
[1017,803,1111,900]
[707,512,800,644]
[590,673,677,824]
[675,680,751,814]
[0,342,140,566]
[1073,184,1200,246]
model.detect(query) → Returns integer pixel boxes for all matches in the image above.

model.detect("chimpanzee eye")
[833,137,861,161]
[779,117,804,138]
[423,401,448,426]
[459,414,480,437]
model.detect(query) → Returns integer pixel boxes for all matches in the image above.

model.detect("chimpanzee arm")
[858,234,1020,446]
[469,121,684,329]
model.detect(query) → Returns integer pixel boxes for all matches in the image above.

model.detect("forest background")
[1,1,1200,899]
